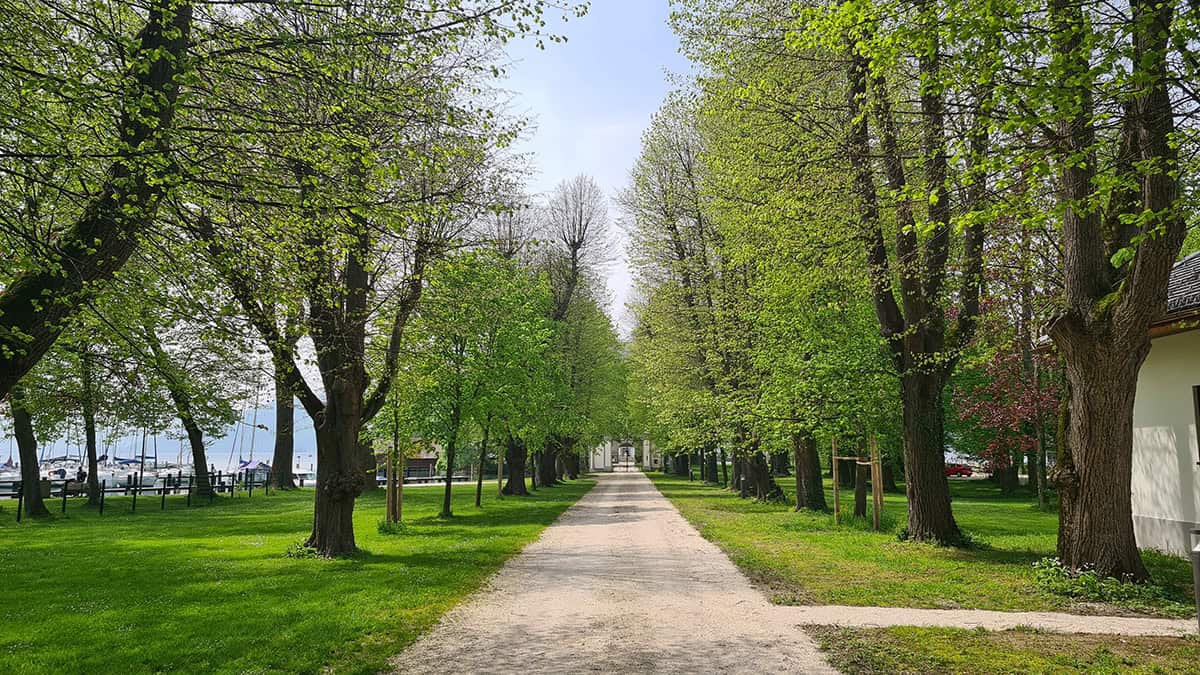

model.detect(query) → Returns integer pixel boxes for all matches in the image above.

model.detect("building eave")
[1150,308,1200,339]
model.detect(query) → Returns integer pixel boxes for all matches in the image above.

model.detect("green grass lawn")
[0,479,594,674]
[806,626,1200,674]
[648,473,1195,617]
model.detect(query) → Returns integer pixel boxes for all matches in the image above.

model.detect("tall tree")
[1035,0,1189,578]
[0,0,193,397]
[532,175,611,487]
[396,249,553,518]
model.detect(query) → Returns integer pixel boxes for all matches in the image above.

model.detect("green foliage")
[393,248,555,457]
[376,519,410,535]
[1032,557,1194,617]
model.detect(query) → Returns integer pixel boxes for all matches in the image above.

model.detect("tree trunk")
[305,389,365,556]
[792,431,826,511]
[1050,333,1149,579]
[837,458,855,488]
[180,412,214,499]
[770,452,791,476]
[855,442,868,518]
[539,440,563,487]
[745,451,784,502]
[730,454,743,494]
[143,323,214,499]
[738,456,749,498]
[441,430,457,518]
[386,402,402,523]
[501,433,529,496]
[1036,421,1049,509]
[995,457,1019,494]
[705,446,718,484]
[900,372,962,543]
[565,452,579,479]
[11,386,49,517]
[79,347,101,506]
[0,0,194,399]
[475,424,489,508]
[882,458,899,493]
[271,374,296,489]
[698,447,706,481]
[720,447,728,487]
[675,454,690,477]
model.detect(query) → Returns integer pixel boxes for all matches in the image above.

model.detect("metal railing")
[3,469,278,522]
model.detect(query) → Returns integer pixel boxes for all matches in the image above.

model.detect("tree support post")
[832,437,840,526]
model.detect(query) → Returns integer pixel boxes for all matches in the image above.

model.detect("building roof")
[1165,250,1200,318]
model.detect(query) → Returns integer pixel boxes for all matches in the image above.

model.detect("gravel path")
[389,470,833,674]
[390,470,1195,674]
[776,604,1197,637]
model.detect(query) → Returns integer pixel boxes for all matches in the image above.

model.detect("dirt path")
[776,604,1196,637]
[389,470,833,674]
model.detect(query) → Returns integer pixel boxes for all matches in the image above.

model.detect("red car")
[945,463,973,477]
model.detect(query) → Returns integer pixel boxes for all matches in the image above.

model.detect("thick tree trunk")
[900,373,962,543]
[180,413,214,499]
[11,386,49,517]
[565,452,579,479]
[501,434,529,496]
[705,446,718,484]
[537,442,557,486]
[0,0,193,399]
[538,441,560,487]
[305,388,365,556]
[271,375,296,489]
[770,452,791,476]
[720,448,728,487]
[730,455,743,494]
[745,451,784,501]
[1050,334,1149,579]
[995,459,1019,494]
[80,348,101,506]
[792,431,827,511]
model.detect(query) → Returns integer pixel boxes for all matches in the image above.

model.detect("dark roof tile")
[1166,250,1200,316]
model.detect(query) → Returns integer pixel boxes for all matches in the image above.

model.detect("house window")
[1194,386,1200,465]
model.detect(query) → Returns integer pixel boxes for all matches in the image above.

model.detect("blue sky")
[502,0,688,332]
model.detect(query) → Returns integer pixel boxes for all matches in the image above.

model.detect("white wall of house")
[643,439,662,469]
[1132,329,1200,557]
[591,439,614,472]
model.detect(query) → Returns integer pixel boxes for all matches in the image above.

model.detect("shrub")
[283,541,321,559]
[377,519,408,535]
[1031,557,1189,616]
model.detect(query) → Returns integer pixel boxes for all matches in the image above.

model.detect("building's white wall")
[591,439,614,472]
[1132,329,1200,556]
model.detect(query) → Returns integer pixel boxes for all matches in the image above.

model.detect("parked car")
[945,463,973,477]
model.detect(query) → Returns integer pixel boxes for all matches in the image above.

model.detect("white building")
[1132,252,1200,556]
[590,438,661,472]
